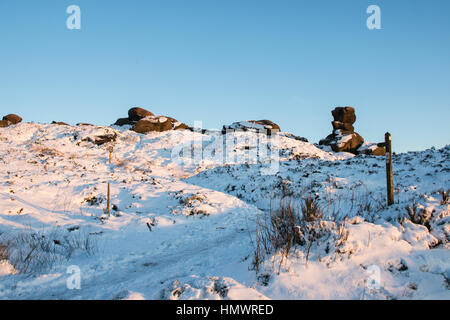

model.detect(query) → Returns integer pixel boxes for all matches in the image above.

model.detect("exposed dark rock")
[114,107,191,133]
[132,116,173,133]
[173,122,192,131]
[128,107,154,122]
[331,107,356,124]
[94,133,118,145]
[2,114,22,125]
[320,130,364,153]
[357,143,386,156]
[319,107,364,154]
[201,129,222,135]
[163,117,191,131]
[248,120,281,132]
[52,121,69,126]
[114,118,134,126]
[332,121,354,132]
[0,120,10,128]
[82,133,117,146]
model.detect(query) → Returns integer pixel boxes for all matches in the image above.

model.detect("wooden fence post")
[107,182,110,214]
[106,146,113,214]
[385,132,394,205]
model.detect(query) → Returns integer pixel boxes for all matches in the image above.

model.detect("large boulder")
[357,142,386,156]
[114,107,191,133]
[132,116,173,133]
[0,120,10,128]
[248,120,280,132]
[331,107,356,124]
[319,107,364,154]
[128,107,154,122]
[320,130,364,153]
[150,115,191,131]
[2,114,22,124]
[114,107,155,126]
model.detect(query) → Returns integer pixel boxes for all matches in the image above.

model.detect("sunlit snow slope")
[0,123,448,299]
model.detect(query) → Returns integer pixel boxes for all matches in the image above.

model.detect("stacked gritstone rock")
[319,107,364,154]
[0,114,22,128]
[113,107,191,133]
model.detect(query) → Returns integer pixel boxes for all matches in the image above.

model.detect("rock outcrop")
[331,107,356,124]
[128,107,154,122]
[3,114,22,124]
[319,107,364,154]
[357,142,386,156]
[133,116,192,134]
[133,116,173,133]
[52,121,69,126]
[320,107,385,156]
[114,118,132,126]
[114,107,191,133]
[222,120,281,135]
[113,107,154,126]
[0,114,22,128]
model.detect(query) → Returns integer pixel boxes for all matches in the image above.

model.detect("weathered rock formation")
[114,118,132,126]
[222,120,281,135]
[3,114,22,124]
[114,107,191,133]
[113,107,154,126]
[128,107,154,122]
[132,116,173,133]
[357,142,386,156]
[319,107,364,154]
[0,114,22,128]
[320,107,385,156]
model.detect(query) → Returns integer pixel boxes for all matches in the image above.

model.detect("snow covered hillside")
[0,122,449,299]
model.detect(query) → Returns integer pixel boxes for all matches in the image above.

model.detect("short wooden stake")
[385,132,394,206]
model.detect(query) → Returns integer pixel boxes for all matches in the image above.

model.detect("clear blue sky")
[1,0,449,152]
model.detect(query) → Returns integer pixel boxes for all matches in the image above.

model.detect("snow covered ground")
[0,122,448,299]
